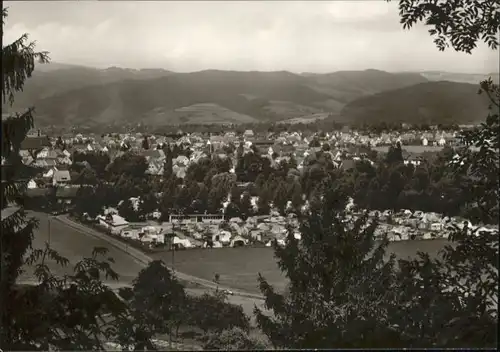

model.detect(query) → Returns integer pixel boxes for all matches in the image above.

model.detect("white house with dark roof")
[43,166,58,178]
[98,214,129,235]
[27,179,38,189]
[243,130,254,139]
[52,170,71,186]
[35,147,50,159]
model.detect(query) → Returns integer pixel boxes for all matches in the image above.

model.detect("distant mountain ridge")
[418,71,499,85]
[9,64,175,105]
[4,64,433,126]
[340,81,491,125]
[23,70,333,126]
[10,63,492,127]
[304,69,428,103]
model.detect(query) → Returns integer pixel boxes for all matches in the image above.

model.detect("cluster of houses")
[14,127,457,186]
[315,130,456,148]
[86,195,498,252]
[8,128,485,251]
[6,131,492,251]
[90,207,296,250]
[368,209,498,241]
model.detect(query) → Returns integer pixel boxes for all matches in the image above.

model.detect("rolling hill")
[340,81,492,125]
[302,69,429,103]
[277,112,332,125]
[3,64,175,112]
[4,65,432,126]
[419,71,499,85]
[28,70,333,126]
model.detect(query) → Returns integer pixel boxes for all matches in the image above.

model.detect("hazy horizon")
[4,1,499,74]
[35,61,500,76]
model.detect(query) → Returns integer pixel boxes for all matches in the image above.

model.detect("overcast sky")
[3,1,498,73]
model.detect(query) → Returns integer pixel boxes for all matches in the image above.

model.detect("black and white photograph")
[1,0,499,350]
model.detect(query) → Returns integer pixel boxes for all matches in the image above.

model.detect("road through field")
[21,212,145,284]
[19,212,266,318]
[22,212,453,294]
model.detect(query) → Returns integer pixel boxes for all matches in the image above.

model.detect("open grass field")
[142,103,259,126]
[279,112,331,124]
[21,213,266,319]
[21,212,146,285]
[151,239,452,294]
[173,103,258,124]
[263,100,322,120]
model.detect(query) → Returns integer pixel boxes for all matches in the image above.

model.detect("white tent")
[276,239,286,247]
[192,232,203,240]
[173,236,192,248]
[230,235,247,247]
[218,231,232,245]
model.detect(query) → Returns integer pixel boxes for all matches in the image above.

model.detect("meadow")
[151,239,451,294]
[28,212,454,297]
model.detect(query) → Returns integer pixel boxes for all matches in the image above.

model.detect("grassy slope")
[340,81,491,125]
[31,70,334,125]
[6,67,432,126]
[3,66,174,113]
[150,239,452,294]
[303,69,429,103]
[162,103,259,124]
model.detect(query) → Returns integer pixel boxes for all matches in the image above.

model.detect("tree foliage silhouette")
[0,9,175,350]
[391,0,499,53]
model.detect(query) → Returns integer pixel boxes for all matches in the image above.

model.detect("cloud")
[3,1,498,73]
[327,1,392,21]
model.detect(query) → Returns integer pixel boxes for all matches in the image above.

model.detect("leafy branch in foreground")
[254,188,401,348]
[203,327,267,350]
[115,260,186,350]
[255,159,498,348]
[2,9,49,106]
[8,246,130,350]
[391,78,499,347]
[391,0,500,54]
[1,9,154,350]
[454,78,499,223]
